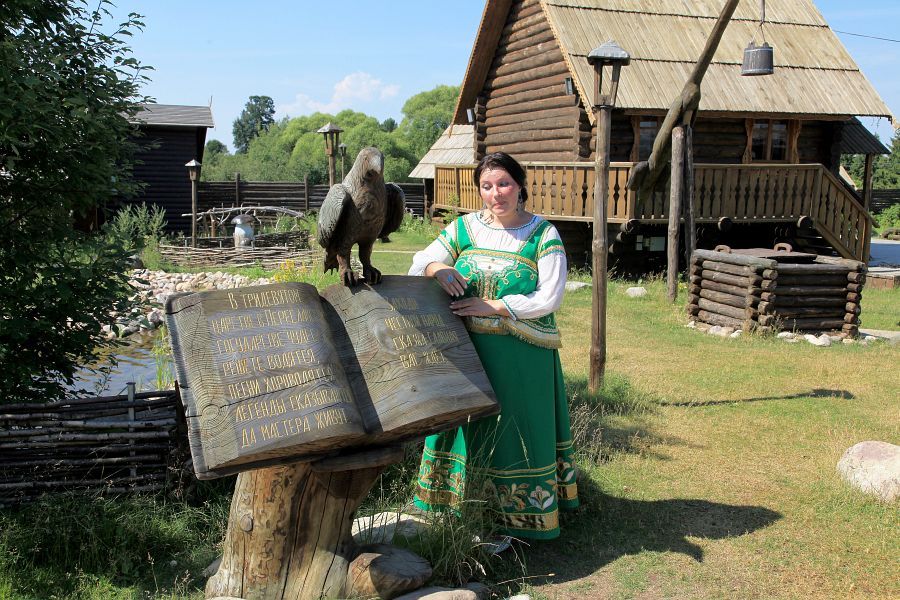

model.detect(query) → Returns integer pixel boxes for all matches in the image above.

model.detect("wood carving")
[317,147,406,286]
[167,277,500,599]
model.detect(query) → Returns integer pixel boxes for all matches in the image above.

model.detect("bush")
[106,202,168,252]
[875,204,900,232]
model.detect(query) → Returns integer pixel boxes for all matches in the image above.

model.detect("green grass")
[2,234,898,599]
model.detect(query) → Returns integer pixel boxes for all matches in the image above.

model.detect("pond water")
[71,330,174,395]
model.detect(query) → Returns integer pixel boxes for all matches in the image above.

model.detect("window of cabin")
[747,119,792,162]
[631,117,659,161]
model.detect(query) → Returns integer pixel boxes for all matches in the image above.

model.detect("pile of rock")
[103,270,271,340]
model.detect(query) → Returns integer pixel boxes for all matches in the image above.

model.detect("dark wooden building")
[420,0,894,265]
[127,104,214,232]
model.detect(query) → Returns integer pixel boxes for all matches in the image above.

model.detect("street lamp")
[185,159,201,247]
[587,40,630,392]
[338,143,347,181]
[317,122,343,187]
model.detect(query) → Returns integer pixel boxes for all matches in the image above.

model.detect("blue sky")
[114,1,899,150]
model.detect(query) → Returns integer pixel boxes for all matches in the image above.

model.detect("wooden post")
[206,448,403,600]
[667,126,685,302]
[191,178,198,248]
[683,123,696,266]
[862,153,875,262]
[234,172,242,207]
[589,104,611,392]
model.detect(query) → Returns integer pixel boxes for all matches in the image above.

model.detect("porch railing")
[433,162,872,261]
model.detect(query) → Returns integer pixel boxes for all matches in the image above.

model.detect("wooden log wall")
[687,249,865,335]
[480,0,582,162]
[0,390,183,506]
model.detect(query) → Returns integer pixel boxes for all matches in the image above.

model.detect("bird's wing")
[316,184,352,249]
[379,183,406,238]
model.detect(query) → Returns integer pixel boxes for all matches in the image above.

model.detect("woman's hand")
[425,262,466,297]
[449,297,509,317]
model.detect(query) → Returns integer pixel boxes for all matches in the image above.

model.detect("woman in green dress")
[409,152,578,540]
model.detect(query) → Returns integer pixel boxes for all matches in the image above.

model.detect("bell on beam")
[741,41,774,76]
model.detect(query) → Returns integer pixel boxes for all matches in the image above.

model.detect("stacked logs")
[0,390,183,506]
[755,256,866,337]
[687,249,866,336]
[687,249,777,332]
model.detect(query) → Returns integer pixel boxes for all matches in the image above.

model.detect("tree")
[232,95,275,154]
[380,117,397,133]
[842,129,900,190]
[0,0,148,403]
[398,85,460,159]
[205,139,228,157]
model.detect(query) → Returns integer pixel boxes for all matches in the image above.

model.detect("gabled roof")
[131,104,215,128]
[454,0,894,124]
[409,125,475,178]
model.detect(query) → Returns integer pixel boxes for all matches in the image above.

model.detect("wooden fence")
[198,178,426,217]
[0,388,185,506]
[871,189,900,213]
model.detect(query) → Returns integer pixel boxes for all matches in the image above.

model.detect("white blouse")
[409,213,567,320]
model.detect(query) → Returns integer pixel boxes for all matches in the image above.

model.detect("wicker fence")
[0,387,185,506]
[198,178,426,217]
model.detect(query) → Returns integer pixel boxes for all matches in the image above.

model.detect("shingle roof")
[409,125,475,178]
[841,118,891,155]
[131,104,214,128]
[455,0,894,124]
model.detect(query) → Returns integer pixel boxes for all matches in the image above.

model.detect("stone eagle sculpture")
[316,147,405,286]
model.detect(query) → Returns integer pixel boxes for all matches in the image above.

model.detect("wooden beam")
[667,126,685,302]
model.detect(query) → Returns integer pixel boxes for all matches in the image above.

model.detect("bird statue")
[316,147,406,286]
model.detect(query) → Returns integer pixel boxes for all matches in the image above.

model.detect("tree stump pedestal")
[206,446,405,600]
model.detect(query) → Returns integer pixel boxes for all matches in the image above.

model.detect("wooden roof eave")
[453,0,515,125]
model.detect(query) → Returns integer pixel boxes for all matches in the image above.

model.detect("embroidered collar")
[473,212,537,231]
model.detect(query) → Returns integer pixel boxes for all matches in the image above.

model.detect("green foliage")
[398,84,461,159]
[0,491,229,597]
[232,95,275,154]
[874,203,900,232]
[105,202,167,252]
[201,85,460,185]
[204,139,228,157]
[0,0,149,405]
[841,128,900,190]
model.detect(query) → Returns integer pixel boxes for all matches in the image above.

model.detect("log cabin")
[125,104,214,232]
[417,0,895,269]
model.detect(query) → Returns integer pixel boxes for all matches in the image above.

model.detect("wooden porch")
[434,163,873,262]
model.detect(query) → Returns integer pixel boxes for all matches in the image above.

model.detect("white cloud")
[280,72,400,117]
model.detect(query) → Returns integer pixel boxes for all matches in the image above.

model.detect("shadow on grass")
[659,387,854,407]
[495,475,782,592]
[565,373,697,463]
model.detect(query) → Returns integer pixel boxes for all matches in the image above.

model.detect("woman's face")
[479,167,521,220]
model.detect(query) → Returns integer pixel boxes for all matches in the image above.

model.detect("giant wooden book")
[165,276,497,479]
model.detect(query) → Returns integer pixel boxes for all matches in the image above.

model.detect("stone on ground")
[352,511,429,544]
[393,586,479,600]
[565,281,590,291]
[348,543,432,600]
[625,286,647,298]
[837,441,900,502]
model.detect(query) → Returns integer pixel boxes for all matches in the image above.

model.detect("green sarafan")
[0,0,150,404]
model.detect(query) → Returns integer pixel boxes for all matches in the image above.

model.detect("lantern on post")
[317,122,344,187]
[338,143,347,181]
[185,159,201,247]
[587,40,630,392]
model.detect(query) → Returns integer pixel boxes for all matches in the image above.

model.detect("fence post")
[235,173,241,207]
[304,174,309,213]
[127,382,137,480]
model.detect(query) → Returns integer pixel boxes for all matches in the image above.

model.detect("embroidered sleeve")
[408,219,459,276]
[502,224,567,320]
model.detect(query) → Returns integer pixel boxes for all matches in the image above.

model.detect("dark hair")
[473,152,528,204]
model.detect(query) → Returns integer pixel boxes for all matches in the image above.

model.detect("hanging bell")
[741,41,774,76]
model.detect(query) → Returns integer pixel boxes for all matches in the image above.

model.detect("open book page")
[166,282,367,478]
[321,275,498,443]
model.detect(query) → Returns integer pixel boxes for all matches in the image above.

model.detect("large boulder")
[347,543,432,600]
[837,441,900,502]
